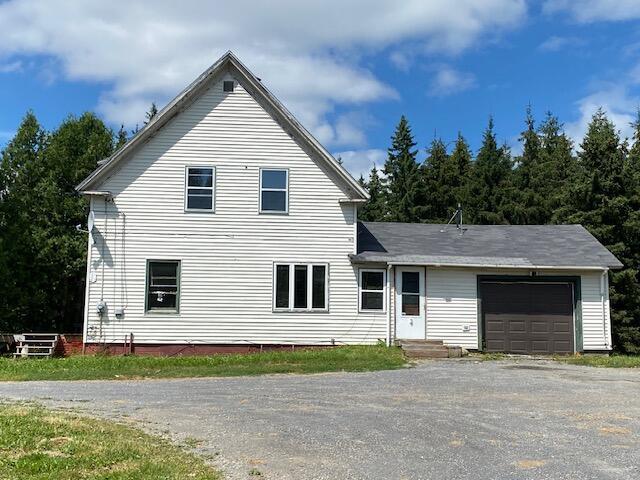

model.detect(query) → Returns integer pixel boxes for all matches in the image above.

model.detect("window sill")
[273,309,329,314]
[184,209,215,213]
[259,210,289,215]
[358,309,386,314]
[145,310,180,316]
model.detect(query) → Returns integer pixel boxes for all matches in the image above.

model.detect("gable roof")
[77,51,369,200]
[353,222,623,269]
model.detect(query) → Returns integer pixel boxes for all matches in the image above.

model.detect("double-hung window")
[146,260,180,313]
[260,169,288,213]
[359,269,386,312]
[185,166,215,211]
[274,263,328,311]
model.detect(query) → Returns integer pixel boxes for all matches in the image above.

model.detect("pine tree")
[465,117,514,224]
[383,116,421,222]
[359,165,387,221]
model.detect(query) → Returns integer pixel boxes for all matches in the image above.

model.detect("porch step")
[398,340,463,359]
[12,333,58,358]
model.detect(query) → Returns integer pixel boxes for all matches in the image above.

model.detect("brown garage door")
[481,281,574,354]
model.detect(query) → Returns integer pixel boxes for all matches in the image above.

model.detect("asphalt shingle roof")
[352,222,623,269]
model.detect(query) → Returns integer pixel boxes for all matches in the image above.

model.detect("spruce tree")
[116,124,128,149]
[359,165,387,221]
[419,136,470,222]
[383,116,421,222]
[144,102,158,124]
[558,109,639,352]
[465,117,514,224]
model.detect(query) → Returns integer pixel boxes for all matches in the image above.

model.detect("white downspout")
[601,269,610,349]
[387,264,392,346]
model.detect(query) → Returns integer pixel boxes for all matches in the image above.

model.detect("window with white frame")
[260,169,288,213]
[185,167,215,211]
[274,263,328,311]
[359,269,386,311]
[146,260,180,313]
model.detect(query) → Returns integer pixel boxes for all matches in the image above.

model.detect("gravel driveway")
[1,358,638,480]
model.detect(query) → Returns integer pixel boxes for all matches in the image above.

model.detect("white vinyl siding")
[84,75,385,346]
[423,267,612,351]
[425,268,479,349]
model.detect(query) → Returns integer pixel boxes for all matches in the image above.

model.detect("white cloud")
[565,86,638,148]
[0,60,22,73]
[543,0,640,22]
[428,66,476,96]
[334,149,387,179]
[538,35,585,52]
[0,0,527,148]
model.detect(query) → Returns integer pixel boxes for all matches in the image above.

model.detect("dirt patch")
[599,426,632,436]
[515,460,546,469]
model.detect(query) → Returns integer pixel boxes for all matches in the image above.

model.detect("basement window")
[185,166,215,211]
[359,269,386,312]
[274,263,328,311]
[146,260,180,313]
[223,80,234,92]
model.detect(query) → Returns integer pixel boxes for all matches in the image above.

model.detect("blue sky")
[1,0,640,178]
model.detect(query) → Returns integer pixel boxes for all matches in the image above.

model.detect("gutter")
[384,261,612,271]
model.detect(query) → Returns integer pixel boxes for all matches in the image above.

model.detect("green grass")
[0,404,221,479]
[556,354,640,368]
[0,345,406,381]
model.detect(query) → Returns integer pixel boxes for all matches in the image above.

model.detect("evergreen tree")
[465,117,514,224]
[0,112,114,333]
[144,102,158,125]
[418,135,471,223]
[558,108,639,352]
[116,124,128,149]
[359,165,387,221]
[383,116,421,222]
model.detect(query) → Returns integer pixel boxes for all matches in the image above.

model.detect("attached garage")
[479,279,577,354]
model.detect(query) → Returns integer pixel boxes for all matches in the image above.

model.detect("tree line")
[1,105,639,353]
[359,108,640,353]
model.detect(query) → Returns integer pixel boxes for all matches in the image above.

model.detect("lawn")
[0,404,221,479]
[0,345,406,381]
[558,354,640,368]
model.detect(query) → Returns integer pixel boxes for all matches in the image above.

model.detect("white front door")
[395,267,425,339]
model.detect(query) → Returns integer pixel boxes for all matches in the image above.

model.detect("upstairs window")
[359,269,386,312]
[260,169,288,213]
[185,167,214,211]
[274,263,328,311]
[146,260,180,313]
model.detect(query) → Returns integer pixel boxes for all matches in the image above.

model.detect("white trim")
[259,168,289,214]
[184,166,216,212]
[272,262,329,312]
[358,268,387,313]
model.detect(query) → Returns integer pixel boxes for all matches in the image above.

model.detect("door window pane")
[294,265,308,309]
[402,294,420,315]
[275,265,289,309]
[402,271,420,294]
[312,265,326,309]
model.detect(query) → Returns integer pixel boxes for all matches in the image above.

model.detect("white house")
[77,52,621,356]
